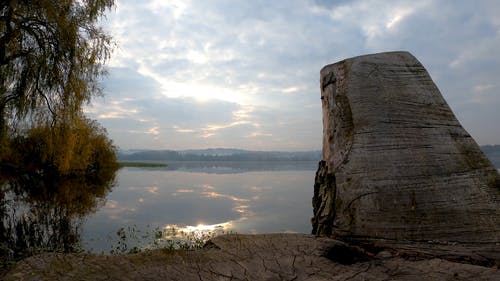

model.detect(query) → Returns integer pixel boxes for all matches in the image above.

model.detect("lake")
[3,164,498,257]
[80,162,317,252]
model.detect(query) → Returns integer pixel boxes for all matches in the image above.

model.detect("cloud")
[87,0,500,149]
[307,0,500,145]
[87,66,321,150]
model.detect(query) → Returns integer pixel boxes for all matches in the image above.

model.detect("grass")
[118,162,168,168]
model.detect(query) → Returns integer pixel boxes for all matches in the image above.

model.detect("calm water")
[4,165,497,256]
[81,162,317,252]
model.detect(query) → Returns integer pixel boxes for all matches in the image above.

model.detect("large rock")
[312,51,500,243]
[3,234,500,280]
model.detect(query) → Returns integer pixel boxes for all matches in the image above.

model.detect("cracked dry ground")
[3,234,500,280]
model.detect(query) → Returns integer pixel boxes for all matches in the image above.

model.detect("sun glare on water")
[162,222,233,240]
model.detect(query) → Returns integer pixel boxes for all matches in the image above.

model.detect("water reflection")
[82,166,315,252]
[0,162,316,258]
[0,168,116,266]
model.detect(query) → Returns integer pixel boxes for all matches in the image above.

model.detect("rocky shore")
[3,233,499,280]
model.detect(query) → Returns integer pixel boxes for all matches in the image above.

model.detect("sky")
[84,0,500,151]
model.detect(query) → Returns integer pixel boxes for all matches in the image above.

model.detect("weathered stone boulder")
[312,51,500,243]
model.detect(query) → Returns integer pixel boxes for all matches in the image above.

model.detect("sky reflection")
[163,222,232,241]
[81,165,315,252]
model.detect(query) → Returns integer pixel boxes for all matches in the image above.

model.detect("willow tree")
[0,0,114,141]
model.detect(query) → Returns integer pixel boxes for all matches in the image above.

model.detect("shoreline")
[4,233,499,280]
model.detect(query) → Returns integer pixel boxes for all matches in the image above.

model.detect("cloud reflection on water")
[81,164,315,252]
[201,191,249,202]
[175,189,194,193]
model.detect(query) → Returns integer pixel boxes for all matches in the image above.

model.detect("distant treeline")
[481,145,500,168]
[118,146,500,168]
[118,149,322,162]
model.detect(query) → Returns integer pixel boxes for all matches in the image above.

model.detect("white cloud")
[147,0,191,19]
[386,8,414,29]
[474,84,495,93]
[89,0,500,149]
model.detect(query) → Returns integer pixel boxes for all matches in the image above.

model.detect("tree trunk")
[312,51,500,243]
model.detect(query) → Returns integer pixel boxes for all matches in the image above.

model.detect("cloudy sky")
[85,0,500,151]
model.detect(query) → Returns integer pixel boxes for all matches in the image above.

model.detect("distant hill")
[117,149,322,162]
[481,145,500,169]
[118,146,500,168]
[178,148,249,156]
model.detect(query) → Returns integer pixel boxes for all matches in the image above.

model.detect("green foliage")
[11,115,119,175]
[0,1,116,174]
[0,0,114,136]
[0,2,117,272]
